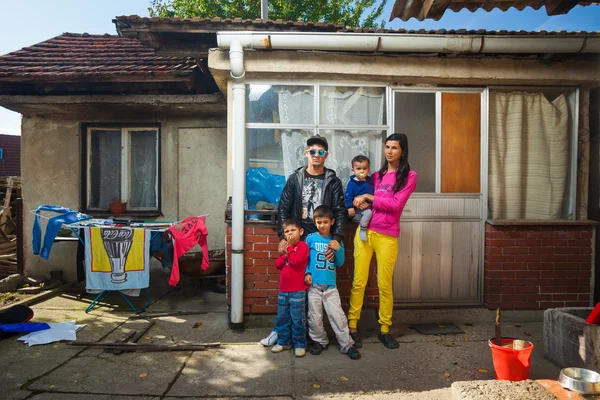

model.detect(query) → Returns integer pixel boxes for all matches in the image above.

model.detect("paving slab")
[28,348,190,396]
[451,380,558,400]
[167,345,294,397]
[29,395,158,400]
[0,306,128,400]
[145,286,227,314]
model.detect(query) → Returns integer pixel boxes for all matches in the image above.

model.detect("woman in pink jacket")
[348,133,418,350]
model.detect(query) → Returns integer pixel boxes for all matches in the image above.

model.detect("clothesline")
[28,209,209,228]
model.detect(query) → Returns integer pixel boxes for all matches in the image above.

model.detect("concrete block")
[451,380,556,400]
[543,307,600,371]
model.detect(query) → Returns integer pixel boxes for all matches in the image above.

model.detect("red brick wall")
[226,223,379,314]
[484,223,595,309]
[0,134,21,177]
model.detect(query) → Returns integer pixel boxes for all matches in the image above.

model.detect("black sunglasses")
[308,149,327,156]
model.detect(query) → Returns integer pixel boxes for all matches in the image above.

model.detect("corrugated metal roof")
[390,0,600,22]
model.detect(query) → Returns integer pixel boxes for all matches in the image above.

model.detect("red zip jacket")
[168,216,209,286]
[275,241,309,292]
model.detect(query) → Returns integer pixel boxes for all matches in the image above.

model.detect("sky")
[0,0,599,136]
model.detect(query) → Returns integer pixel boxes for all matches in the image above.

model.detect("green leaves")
[149,0,387,28]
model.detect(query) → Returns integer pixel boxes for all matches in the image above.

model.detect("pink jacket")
[369,170,418,238]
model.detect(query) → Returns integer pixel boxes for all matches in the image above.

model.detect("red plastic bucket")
[489,338,534,381]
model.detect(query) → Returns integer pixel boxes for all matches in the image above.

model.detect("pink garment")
[168,216,209,286]
[369,170,418,237]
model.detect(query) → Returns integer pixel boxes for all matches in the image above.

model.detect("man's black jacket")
[277,167,346,242]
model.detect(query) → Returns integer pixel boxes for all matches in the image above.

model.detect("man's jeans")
[274,291,307,349]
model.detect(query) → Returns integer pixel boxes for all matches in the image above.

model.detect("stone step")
[451,379,589,400]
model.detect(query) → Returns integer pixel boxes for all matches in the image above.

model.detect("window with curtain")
[246,84,387,200]
[488,91,576,220]
[85,125,160,212]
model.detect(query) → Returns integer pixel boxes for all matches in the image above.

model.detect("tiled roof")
[115,15,600,36]
[390,0,600,22]
[0,33,198,81]
[115,15,344,32]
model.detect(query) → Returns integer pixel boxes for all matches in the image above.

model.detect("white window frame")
[487,86,579,220]
[390,86,487,194]
[85,125,160,212]
[245,81,390,172]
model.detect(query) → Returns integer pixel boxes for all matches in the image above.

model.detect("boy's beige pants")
[307,284,355,353]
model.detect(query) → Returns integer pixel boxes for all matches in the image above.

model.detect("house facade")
[1,18,599,326]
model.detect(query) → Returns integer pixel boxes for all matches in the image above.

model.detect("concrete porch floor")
[0,266,596,400]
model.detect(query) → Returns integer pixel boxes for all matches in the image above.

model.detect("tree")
[148,0,388,29]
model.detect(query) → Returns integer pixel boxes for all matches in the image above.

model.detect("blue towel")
[32,205,92,259]
[0,322,50,333]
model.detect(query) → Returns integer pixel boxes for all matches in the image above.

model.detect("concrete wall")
[22,115,226,281]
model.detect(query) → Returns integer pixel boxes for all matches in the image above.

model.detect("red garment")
[587,302,600,325]
[168,216,209,286]
[275,241,309,292]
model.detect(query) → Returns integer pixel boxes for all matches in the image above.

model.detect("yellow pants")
[348,227,398,333]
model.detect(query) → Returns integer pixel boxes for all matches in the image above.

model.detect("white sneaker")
[260,331,278,347]
[295,347,306,358]
[271,344,291,353]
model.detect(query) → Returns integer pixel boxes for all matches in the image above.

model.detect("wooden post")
[15,198,24,276]
[0,177,13,233]
[495,308,502,346]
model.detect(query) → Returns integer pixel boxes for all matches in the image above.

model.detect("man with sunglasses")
[276,135,346,252]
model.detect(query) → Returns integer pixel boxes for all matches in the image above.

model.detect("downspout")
[229,40,245,328]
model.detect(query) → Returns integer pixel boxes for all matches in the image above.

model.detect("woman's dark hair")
[378,133,410,193]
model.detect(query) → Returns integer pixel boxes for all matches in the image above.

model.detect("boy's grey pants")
[307,284,355,353]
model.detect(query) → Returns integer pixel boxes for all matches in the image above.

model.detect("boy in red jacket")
[271,218,309,357]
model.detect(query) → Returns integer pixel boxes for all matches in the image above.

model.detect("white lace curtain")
[488,92,570,219]
[278,87,386,186]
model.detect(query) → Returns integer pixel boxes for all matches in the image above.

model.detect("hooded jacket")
[277,167,346,242]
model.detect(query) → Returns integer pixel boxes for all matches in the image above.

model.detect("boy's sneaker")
[309,342,327,355]
[271,344,292,353]
[259,331,278,347]
[359,229,368,242]
[349,331,363,348]
[347,346,361,360]
[295,347,306,358]
[378,332,399,349]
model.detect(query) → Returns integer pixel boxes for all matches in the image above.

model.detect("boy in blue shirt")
[304,205,361,360]
[344,155,374,242]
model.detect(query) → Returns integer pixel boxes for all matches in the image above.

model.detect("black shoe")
[346,346,361,360]
[349,331,363,349]
[378,332,399,349]
[309,342,326,355]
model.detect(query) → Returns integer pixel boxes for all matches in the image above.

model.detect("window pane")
[246,128,308,206]
[320,86,386,125]
[489,91,574,219]
[129,130,158,209]
[394,92,436,192]
[90,129,121,209]
[247,85,314,124]
[318,130,385,188]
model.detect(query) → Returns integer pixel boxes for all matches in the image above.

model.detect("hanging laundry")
[150,231,174,269]
[83,226,151,291]
[168,216,209,286]
[32,205,92,260]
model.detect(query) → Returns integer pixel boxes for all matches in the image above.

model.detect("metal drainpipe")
[229,40,245,328]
